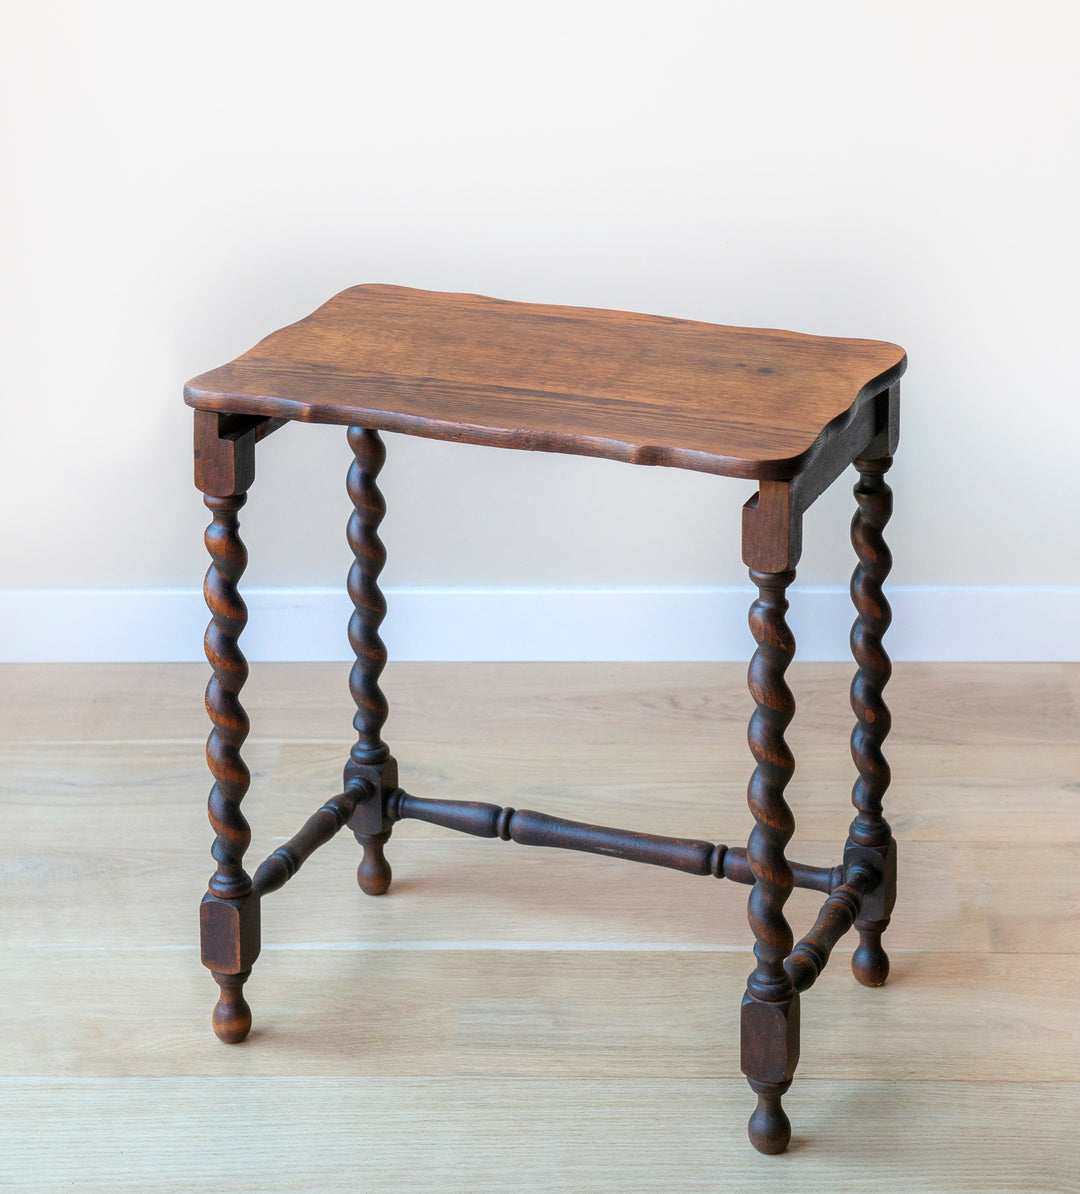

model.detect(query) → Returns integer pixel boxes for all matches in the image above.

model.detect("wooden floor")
[2,662,1078,1192]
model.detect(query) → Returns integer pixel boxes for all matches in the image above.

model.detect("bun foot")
[747,1079,792,1155]
[211,971,252,1043]
[852,929,890,987]
[357,832,392,896]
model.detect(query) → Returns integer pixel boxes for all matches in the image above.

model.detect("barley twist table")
[186,284,905,1154]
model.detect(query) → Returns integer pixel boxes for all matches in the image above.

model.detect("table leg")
[199,489,260,1042]
[345,427,396,895]
[740,566,799,1155]
[846,456,897,987]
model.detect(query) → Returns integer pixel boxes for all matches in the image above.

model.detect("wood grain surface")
[2,662,1077,1190]
[184,286,906,480]
[4,1080,1074,1194]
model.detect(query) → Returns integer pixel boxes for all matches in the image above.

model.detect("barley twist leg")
[345,427,397,894]
[200,492,260,1042]
[846,457,897,987]
[741,567,799,1155]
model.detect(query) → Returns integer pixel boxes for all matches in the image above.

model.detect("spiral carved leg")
[199,492,260,1039]
[741,567,799,1155]
[846,457,897,988]
[344,427,399,893]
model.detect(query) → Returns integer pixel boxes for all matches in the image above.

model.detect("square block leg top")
[186,285,906,1155]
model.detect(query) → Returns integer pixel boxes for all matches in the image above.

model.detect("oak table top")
[185,284,906,481]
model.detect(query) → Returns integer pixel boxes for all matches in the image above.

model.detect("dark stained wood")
[343,427,396,896]
[845,456,898,987]
[497,805,727,875]
[197,449,260,1043]
[741,566,799,1154]
[785,864,876,993]
[391,791,727,875]
[741,383,899,572]
[725,850,842,895]
[193,410,285,498]
[185,285,906,481]
[201,491,253,904]
[345,426,391,772]
[387,791,841,891]
[207,969,253,1046]
[250,791,362,896]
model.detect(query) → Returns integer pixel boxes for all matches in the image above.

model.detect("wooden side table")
[185,285,906,1154]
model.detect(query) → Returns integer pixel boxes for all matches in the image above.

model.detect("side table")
[185,284,906,1153]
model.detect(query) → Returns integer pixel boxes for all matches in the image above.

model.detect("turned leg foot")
[747,1079,792,1155]
[211,970,252,1043]
[852,926,890,987]
[356,830,392,895]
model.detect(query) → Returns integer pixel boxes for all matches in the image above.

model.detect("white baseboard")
[0,585,1076,662]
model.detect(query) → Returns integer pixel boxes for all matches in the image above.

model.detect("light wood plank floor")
[2,662,1078,1192]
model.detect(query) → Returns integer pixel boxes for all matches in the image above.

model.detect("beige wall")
[3,1,1078,600]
